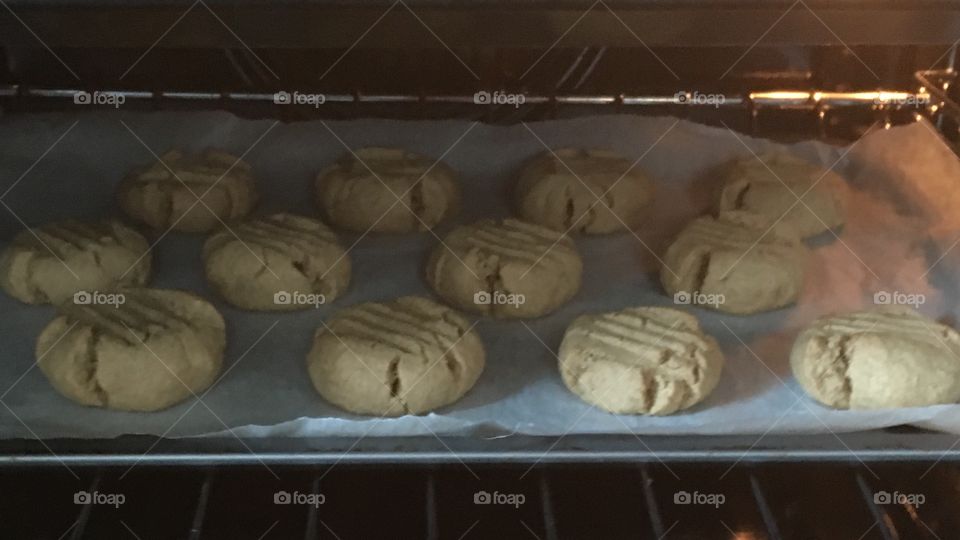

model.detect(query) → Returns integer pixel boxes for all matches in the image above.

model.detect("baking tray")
[3,429,960,466]
[3,109,960,464]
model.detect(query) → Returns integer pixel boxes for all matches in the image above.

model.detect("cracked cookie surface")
[117,148,258,233]
[661,210,807,315]
[515,148,654,234]
[0,219,151,305]
[315,147,460,233]
[791,307,960,409]
[36,288,225,412]
[717,151,845,238]
[426,218,583,319]
[306,296,484,416]
[559,307,723,415]
[203,213,351,311]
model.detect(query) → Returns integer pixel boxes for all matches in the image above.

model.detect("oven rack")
[0,83,939,111]
[8,462,960,538]
[1,80,945,136]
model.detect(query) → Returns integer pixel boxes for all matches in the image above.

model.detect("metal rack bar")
[640,465,666,538]
[749,472,784,540]
[69,472,100,540]
[304,475,321,540]
[425,471,438,540]
[188,471,214,540]
[538,471,559,540]
[855,471,897,540]
[3,431,960,465]
[0,84,938,111]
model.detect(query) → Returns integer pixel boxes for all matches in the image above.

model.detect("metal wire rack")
[6,462,959,538]
[0,78,944,134]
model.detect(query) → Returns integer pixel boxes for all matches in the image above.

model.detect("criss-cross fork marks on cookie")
[308,297,484,416]
[559,307,724,415]
[428,218,582,319]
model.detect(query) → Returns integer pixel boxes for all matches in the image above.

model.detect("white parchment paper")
[2,110,960,439]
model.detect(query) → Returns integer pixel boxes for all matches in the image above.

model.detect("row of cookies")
[564,304,960,414]
[33,283,960,416]
[0,214,577,317]
[6,209,806,321]
[33,289,487,414]
[32,285,712,416]
[115,147,653,236]
[0,209,808,319]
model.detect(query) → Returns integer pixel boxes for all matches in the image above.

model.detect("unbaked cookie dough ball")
[426,218,582,319]
[316,148,460,233]
[37,288,225,412]
[307,296,484,416]
[791,307,960,409]
[203,213,350,311]
[515,148,654,233]
[559,307,724,415]
[717,151,845,238]
[0,219,150,305]
[117,148,258,233]
[661,211,808,315]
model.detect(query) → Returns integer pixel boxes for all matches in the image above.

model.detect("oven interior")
[3,2,960,537]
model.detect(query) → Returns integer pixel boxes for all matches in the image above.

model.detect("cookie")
[717,151,845,238]
[791,307,960,409]
[36,288,225,412]
[661,211,807,315]
[307,296,484,416]
[426,218,582,319]
[515,148,654,233]
[117,148,258,233]
[315,147,460,233]
[559,307,723,415]
[0,219,151,305]
[203,213,351,311]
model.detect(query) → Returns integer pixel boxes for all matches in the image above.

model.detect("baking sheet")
[2,110,960,439]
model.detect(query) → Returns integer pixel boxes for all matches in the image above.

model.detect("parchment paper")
[2,110,960,439]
